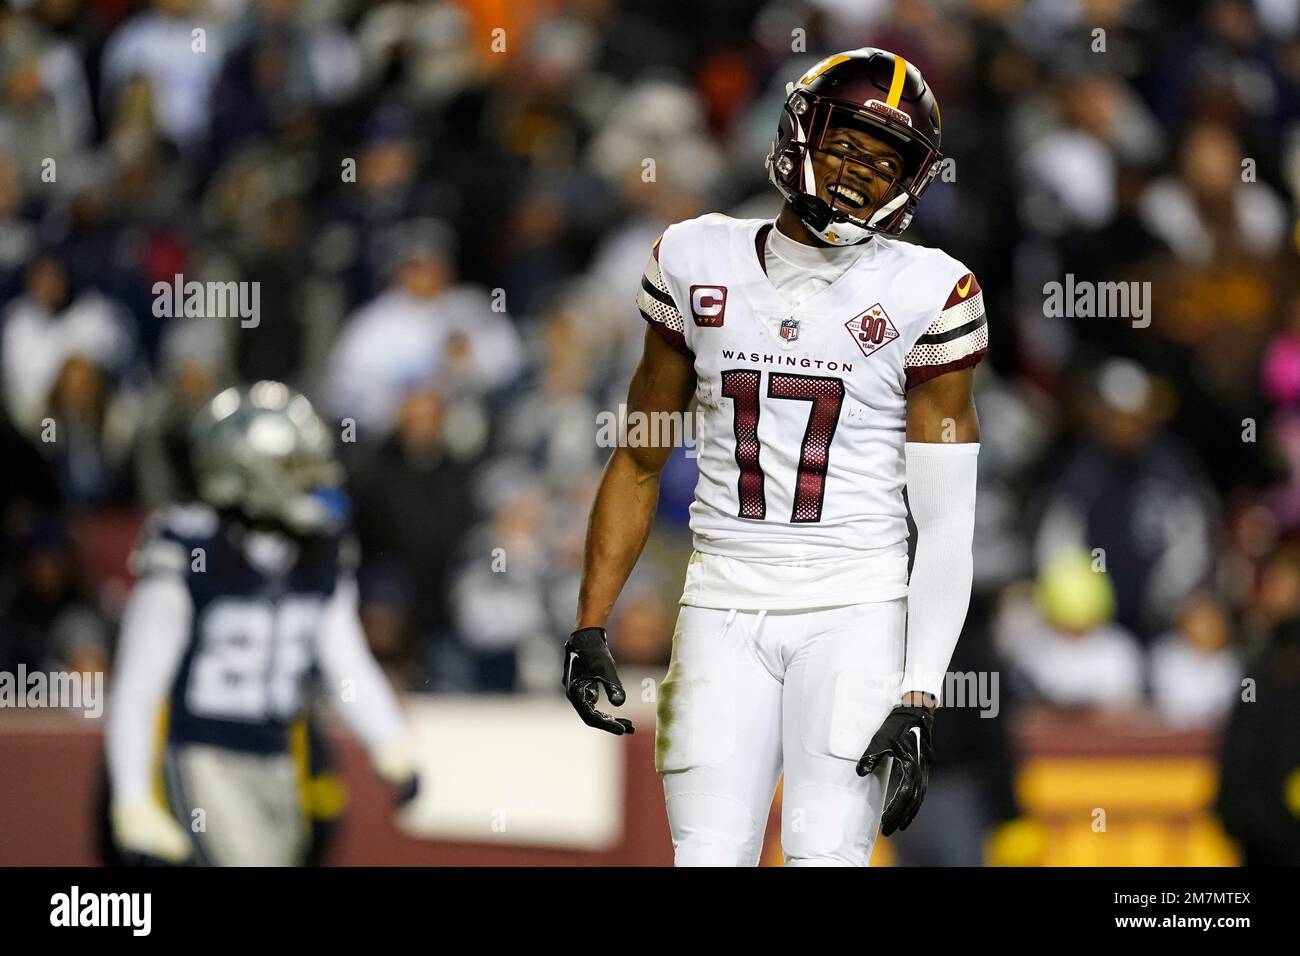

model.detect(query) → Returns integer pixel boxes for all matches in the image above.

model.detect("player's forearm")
[576,447,664,628]
[901,442,979,704]
[107,576,192,804]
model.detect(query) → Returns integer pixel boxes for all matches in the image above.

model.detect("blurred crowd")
[1,0,1299,859]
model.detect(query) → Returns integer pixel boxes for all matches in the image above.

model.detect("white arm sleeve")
[902,441,979,703]
[106,575,192,804]
[317,577,407,755]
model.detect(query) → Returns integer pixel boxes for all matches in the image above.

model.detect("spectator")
[315,103,453,306]
[208,0,360,162]
[1138,121,1287,267]
[1215,596,1300,865]
[347,387,478,688]
[500,305,612,486]
[0,409,60,580]
[0,151,38,306]
[1032,359,1217,640]
[1149,591,1242,728]
[42,354,142,505]
[2,253,138,439]
[324,218,524,436]
[999,550,1145,711]
[99,0,225,151]
[0,4,94,190]
[132,316,229,507]
[450,476,552,692]
[354,0,482,108]
[0,514,109,677]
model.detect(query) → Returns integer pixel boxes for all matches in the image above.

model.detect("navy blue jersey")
[132,506,348,754]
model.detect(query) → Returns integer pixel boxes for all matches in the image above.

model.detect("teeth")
[831,184,865,205]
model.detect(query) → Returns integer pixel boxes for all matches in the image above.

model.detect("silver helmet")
[191,381,347,535]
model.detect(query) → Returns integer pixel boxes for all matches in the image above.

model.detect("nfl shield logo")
[779,318,800,342]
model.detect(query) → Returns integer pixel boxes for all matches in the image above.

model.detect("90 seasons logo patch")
[845,303,899,358]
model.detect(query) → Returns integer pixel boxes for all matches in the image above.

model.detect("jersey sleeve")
[107,574,194,804]
[636,233,694,358]
[316,577,407,753]
[904,271,988,389]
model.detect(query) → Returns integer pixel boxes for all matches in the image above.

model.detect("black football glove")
[856,704,934,836]
[563,627,634,735]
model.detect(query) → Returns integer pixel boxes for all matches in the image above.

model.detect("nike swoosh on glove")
[562,627,634,735]
[856,705,934,836]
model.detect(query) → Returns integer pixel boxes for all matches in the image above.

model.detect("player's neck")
[775,205,828,246]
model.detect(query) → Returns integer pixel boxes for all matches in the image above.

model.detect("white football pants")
[656,600,905,867]
[163,744,308,866]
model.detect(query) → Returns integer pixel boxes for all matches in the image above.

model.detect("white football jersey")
[636,213,987,609]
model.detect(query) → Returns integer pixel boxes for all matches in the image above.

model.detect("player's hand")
[391,773,420,808]
[372,739,421,809]
[856,705,934,835]
[110,799,192,865]
[563,627,634,735]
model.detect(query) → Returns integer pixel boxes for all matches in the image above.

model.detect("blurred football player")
[106,382,418,866]
[564,49,984,866]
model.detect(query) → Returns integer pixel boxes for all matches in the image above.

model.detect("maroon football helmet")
[766,48,944,243]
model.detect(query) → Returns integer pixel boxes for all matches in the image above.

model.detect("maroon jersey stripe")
[942,273,981,310]
[904,347,988,390]
[640,308,693,358]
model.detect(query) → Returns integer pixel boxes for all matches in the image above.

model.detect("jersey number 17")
[720,369,845,524]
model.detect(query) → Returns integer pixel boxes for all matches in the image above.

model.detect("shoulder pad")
[129,505,219,578]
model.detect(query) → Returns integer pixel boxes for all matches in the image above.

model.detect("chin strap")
[791,192,831,231]
[806,206,874,245]
[792,185,902,246]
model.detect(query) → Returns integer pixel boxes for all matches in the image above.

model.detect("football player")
[563,49,984,866]
[106,382,419,866]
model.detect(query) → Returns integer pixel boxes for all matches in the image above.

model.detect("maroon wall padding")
[0,712,676,867]
[0,717,107,865]
[0,708,1220,866]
